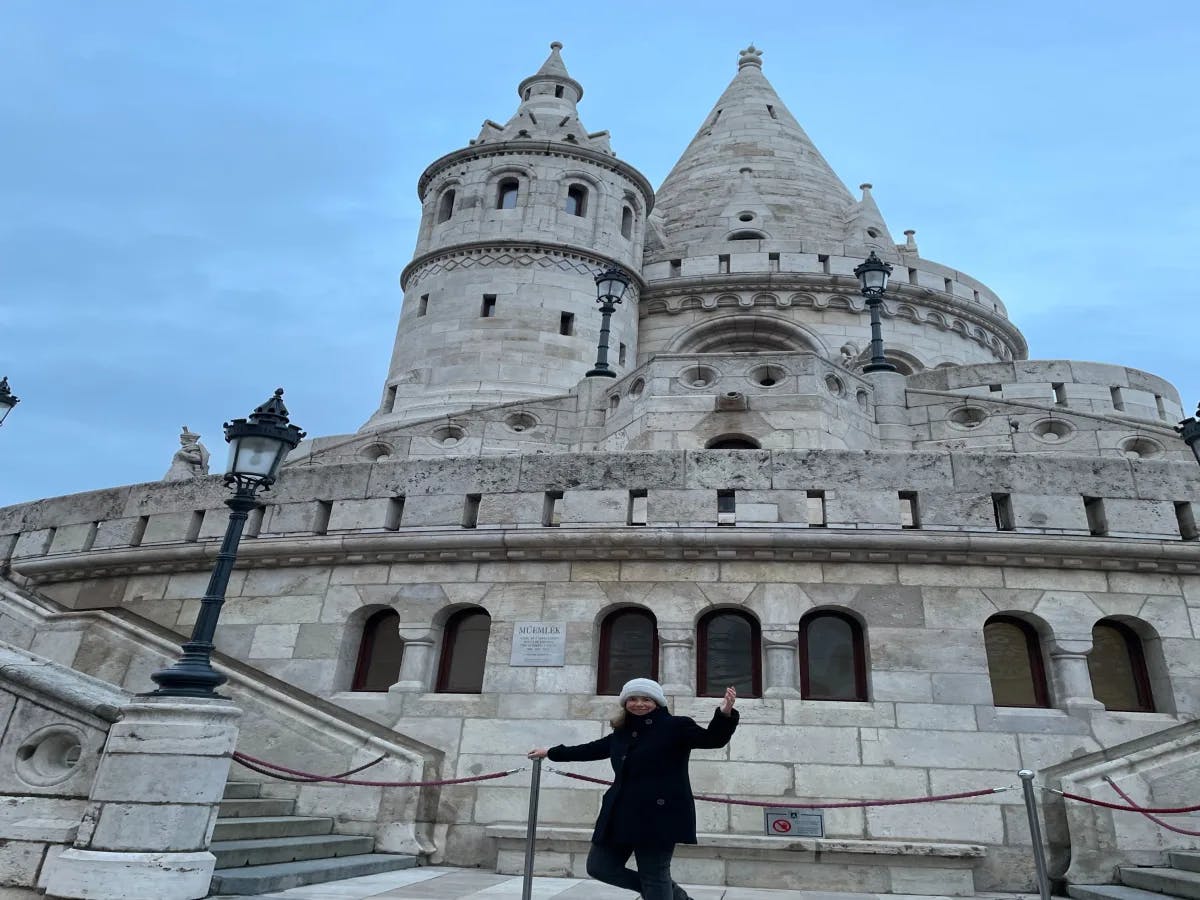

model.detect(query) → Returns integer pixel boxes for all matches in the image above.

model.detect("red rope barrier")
[229,753,386,783]
[232,750,521,788]
[1102,778,1200,836]
[1050,785,1200,815]
[547,767,1006,809]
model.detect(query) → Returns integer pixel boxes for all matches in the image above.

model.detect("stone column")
[762,630,801,698]
[44,697,241,900]
[658,627,694,696]
[388,628,436,693]
[1048,637,1103,713]
[865,369,910,449]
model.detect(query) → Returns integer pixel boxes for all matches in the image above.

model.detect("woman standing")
[528,678,738,900]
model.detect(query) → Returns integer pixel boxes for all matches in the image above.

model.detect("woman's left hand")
[720,685,737,714]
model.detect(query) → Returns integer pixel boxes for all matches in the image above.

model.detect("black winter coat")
[547,705,739,847]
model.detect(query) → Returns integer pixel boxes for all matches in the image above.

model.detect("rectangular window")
[131,515,149,548]
[628,490,648,526]
[806,491,826,528]
[718,254,730,274]
[246,506,264,538]
[768,252,780,272]
[385,385,397,412]
[1083,496,1108,536]
[907,267,918,285]
[185,510,204,543]
[973,289,981,303]
[1155,394,1167,419]
[1110,386,1125,411]
[82,521,99,552]
[1176,502,1197,541]
[43,527,56,555]
[481,294,497,318]
[543,491,563,527]
[559,312,574,336]
[989,384,1003,393]
[766,104,777,120]
[944,277,953,293]
[618,343,627,366]
[818,254,830,274]
[670,259,682,277]
[717,490,736,525]
[992,493,1015,531]
[314,500,332,536]
[899,491,920,529]
[1052,382,1067,406]
[463,493,481,529]
[385,496,405,531]
[418,294,429,317]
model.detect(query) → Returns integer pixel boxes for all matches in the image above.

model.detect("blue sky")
[2,1,1198,507]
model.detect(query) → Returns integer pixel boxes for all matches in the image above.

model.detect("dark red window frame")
[1091,619,1155,712]
[597,608,659,694]
[798,610,868,701]
[983,614,1050,708]
[351,608,402,692]
[435,608,491,694]
[696,609,761,698]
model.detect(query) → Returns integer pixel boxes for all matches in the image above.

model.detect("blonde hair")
[609,699,661,729]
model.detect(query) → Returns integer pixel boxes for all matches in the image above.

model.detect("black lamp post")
[149,389,305,698]
[1176,404,1200,468]
[0,377,19,428]
[853,251,897,373]
[586,267,631,378]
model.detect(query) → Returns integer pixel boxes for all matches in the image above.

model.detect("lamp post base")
[585,367,616,378]
[863,362,898,373]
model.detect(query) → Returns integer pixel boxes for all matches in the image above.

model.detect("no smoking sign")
[763,808,824,838]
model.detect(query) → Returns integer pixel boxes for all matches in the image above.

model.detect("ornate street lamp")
[853,251,897,373]
[1176,404,1200,468]
[586,267,631,378]
[150,389,305,698]
[0,377,19,427]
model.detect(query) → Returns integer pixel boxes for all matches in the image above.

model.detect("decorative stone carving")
[389,628,436,693]
[657,627,694,696]
[163,426,210,481]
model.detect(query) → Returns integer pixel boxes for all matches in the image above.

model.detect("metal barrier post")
[522,757,543,900]
[1019,769,1051,900]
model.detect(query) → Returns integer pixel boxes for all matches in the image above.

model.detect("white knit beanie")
[618,678,667,707]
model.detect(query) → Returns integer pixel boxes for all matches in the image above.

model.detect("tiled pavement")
[215,865,1040,900]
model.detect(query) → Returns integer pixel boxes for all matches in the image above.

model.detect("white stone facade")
[2,42,1199,895]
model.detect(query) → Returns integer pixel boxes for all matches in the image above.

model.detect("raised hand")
[720,685,737,714]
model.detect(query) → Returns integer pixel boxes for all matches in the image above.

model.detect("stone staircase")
[1068,851,1200,900]
[208,779,418,895]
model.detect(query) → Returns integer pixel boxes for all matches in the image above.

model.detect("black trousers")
[585,842,685,900]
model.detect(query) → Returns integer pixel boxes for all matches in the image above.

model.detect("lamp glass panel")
[597,276,622,300]
[861,268,887,291]
[228,434,285,479]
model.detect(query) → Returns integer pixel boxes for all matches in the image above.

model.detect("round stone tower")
[366,43,655,427]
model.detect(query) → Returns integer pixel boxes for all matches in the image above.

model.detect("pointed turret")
[653,46,858,248]
[474,42,612,154]
[844,183,900,260]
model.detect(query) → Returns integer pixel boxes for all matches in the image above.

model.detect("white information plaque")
[509,622,567,667]
[763,808,824,838]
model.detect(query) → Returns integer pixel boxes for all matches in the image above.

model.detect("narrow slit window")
[818,254,830,274]
[314,500,332,536]
[618,343,627,366]
[565,184,588,217]
[769,252,780,272]
[807,491,826,527]
[718,254,730,274]
[559,312,574,336]
[717,490,736,525]
[1176,502,1197,541]
[1084,496,1107,536]
[385,496,405,531]
[543,491,563,527]
[496,178,519,209]
[993,493,1015,531]
[385,385,398,412]
[670,259,682,277]
[907,267,918,285]
[1110,386,1125,411]
[82,522,99,552]
[628,489,648,526]
[481,294,497,318]
[418,294,429,317]
[1052,382,1067,406]
[131,515,149,547]
[766,104,777,119]
[621,206,634,239]
[944,277,953,293]
[554,85,564,98]
[899,491,920,529]
[462,494,481,529]
[185,510,204,543]
[246,507,264,538]
[1155,394,1167,419]
[437,190,455,223]
[989,384,1003,393]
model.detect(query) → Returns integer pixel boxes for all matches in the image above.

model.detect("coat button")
[656,798,665,806]
[645,718,653,724]
[632,731,638,738]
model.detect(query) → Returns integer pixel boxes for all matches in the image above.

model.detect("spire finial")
[550,41,563,50]
[738,45,763,69]
[860,183,873,195]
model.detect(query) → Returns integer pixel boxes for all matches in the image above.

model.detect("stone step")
[212,815,334,842]
[209,852,417,895]
[1069,885,1180,900]
[210,833,375,868]
[1121,865,1200,899]
[222,781,261,800]
[1174,853,1200,875]
[217,797,296,818]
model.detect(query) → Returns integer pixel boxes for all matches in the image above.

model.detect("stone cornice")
[418,140,655,210]
[400,241,650,293]
[13,527,1200,584]
[640,272,1028,360]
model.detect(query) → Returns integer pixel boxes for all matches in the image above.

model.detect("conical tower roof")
[653,46,858,248]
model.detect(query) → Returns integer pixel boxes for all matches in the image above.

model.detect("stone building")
[2,43,1198,896]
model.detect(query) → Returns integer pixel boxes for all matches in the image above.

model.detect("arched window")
[799,611,867,701]
[983,615,1049,708]
[706,436,761,449]
[351,609,402,691]
[437,189,456,223]
[496,178,520,210]
[728,230,766,240]
[697,610,760,698]
[1088,620,1155,712]
[620,206,634,239]
[597,608,658,694]
[565,184,588,217]
[436,608,492,693]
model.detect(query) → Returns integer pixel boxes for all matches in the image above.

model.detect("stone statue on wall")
[163,426,210,480]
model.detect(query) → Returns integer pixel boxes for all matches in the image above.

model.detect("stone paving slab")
[215,865,1042,900]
